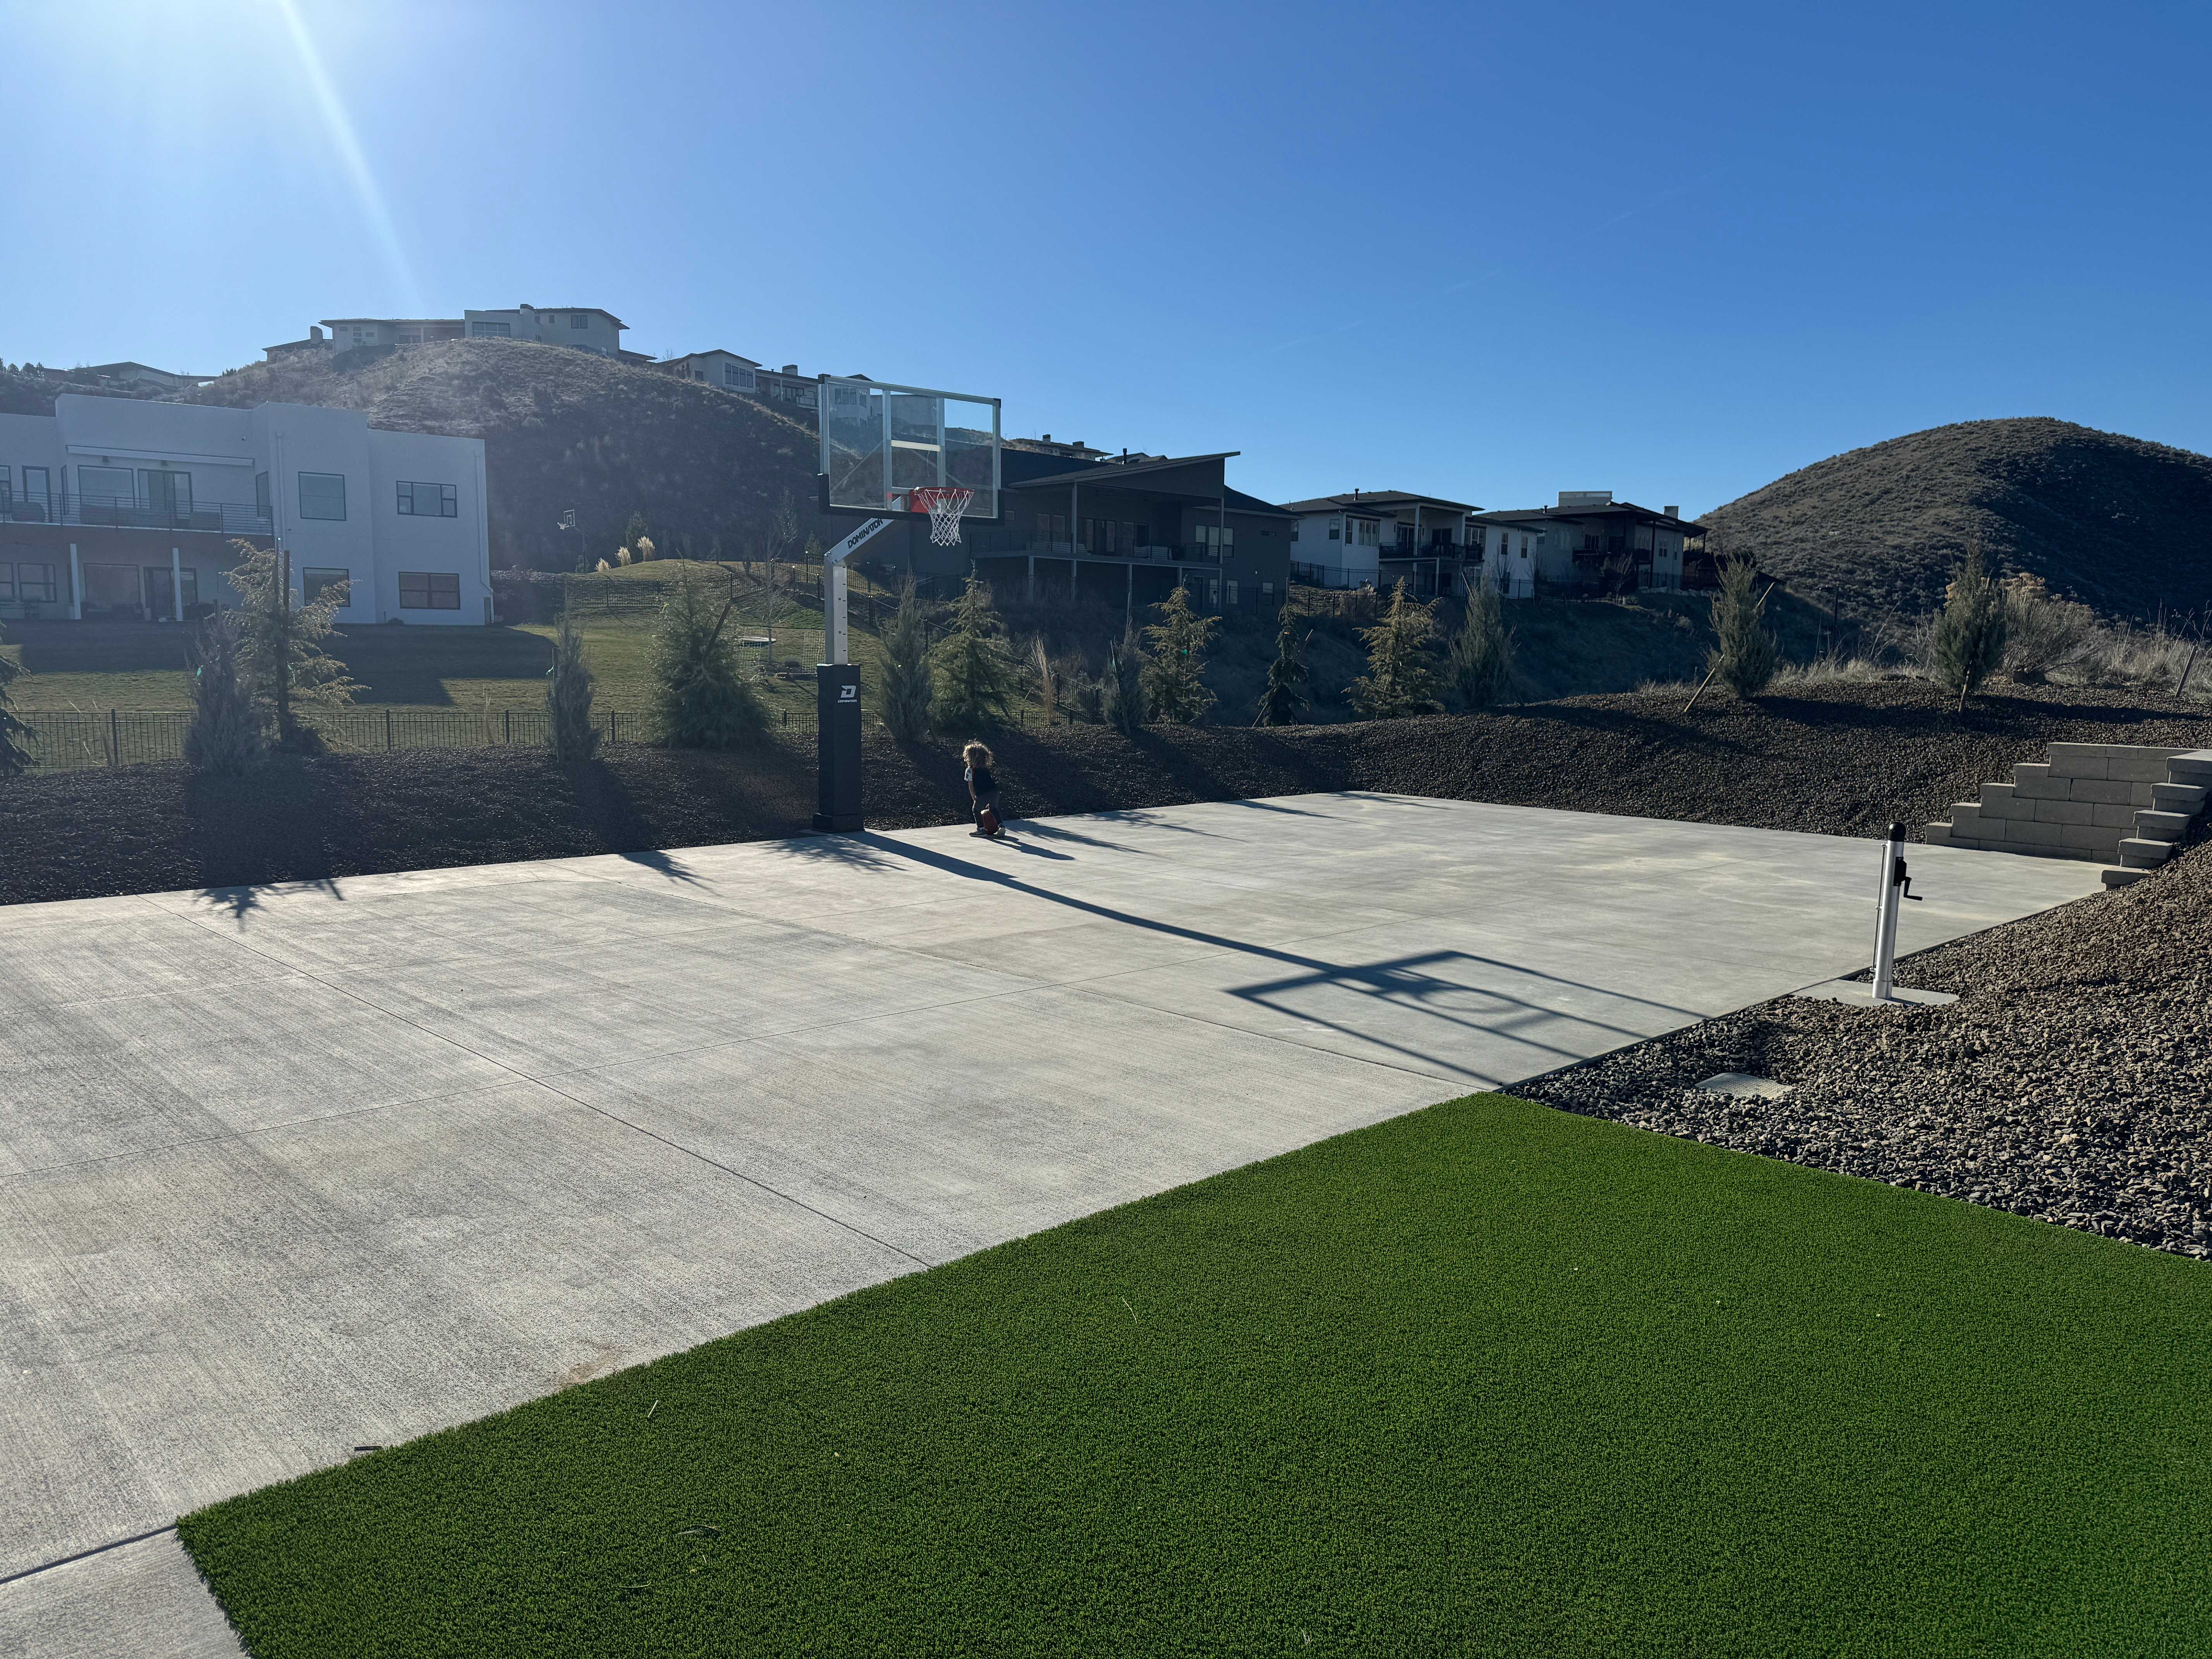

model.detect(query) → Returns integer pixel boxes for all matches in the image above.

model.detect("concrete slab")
[0,794,2104,1650]
[0,1533,242,1659]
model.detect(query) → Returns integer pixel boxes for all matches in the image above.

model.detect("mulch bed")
[1518,838,2212,1258]
[2,680,2205,906]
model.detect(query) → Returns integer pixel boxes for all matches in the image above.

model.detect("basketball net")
[908,485,973,548]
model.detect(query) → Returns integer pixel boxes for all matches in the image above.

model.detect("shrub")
[546,609,599,762]
[182,610,262,774]
[1999,574,2096,682]
[1140,585,1219,724]
[1706,555,1779,699]
[1448,582,1515,710]
[1348,580,1441,719]
[1932,543,2008,709]
[1103,623,1149,733]
[0,635,33,777]
[932,578,1024,730]
[226,539,358,750]
[649,568,768,747]
[879,578,935,741]
[1252,606,1309,727]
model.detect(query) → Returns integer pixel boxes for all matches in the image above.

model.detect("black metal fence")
[11,707,720,772]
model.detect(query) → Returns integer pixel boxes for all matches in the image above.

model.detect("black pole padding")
[813,663,863,833]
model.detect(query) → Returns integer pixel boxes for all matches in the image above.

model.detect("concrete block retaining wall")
[1926,745,2211,884]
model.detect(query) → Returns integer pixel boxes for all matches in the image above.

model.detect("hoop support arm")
[822,516,897,666]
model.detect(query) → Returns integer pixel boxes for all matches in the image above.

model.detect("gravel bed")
[1519,837,2212,1258]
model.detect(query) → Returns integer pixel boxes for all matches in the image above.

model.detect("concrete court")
[0,793,2104,1653]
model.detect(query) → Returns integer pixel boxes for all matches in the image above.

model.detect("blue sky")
[7,0,2208,515]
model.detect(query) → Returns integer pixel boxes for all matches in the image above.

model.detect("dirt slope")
[1701,417,2212,625]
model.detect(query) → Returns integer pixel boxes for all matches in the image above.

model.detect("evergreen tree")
[1103,622,1149,733]
[1251,606,1309,727]
[1348,580,1441,719]
[1448,582,1515,710]
[1932,541,2009,710]
[879,577,935,741]
[226,539,358,751]
[0,634,33,777]
[931,577,1023,730]
[1707,554,1779,699]
[649,567,767,746]
[1140,584,1219,724]
[182,610,261,774]
[545,608,599,761]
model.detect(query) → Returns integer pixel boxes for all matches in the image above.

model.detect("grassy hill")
[178,341,818,570]
[1701,417,2212,627]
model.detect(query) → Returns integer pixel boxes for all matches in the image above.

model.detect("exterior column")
[69,544,82,620]
[1125,562,1132,618]
[1027,555,1035,601]
[171,546,183,621]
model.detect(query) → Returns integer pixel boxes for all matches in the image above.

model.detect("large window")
[78,465,134,504]
[303,567,352,607]
[570,313,589,330]
[140,469,192,514]
[1353,519,1379,548]
[722,363,754,389]
[396,480,457,517]
[297,472,347,520]
[469,320,512,337]
[11,562,56,602]
[399,570,460,610]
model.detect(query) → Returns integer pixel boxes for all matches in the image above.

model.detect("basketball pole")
[812,515,896,835]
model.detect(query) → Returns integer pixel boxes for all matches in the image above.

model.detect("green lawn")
[178,1094,2212,1657]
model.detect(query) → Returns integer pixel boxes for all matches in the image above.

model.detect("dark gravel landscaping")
[2,679,2205,906]
[1520,837,2212,1259]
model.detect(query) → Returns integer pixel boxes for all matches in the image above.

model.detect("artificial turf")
[178,1093,2212,1656]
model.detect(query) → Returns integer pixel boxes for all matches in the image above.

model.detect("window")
[303,567,352,607]
[1355,519,1381,547]
[570,313,589,329]
[255,471,271,520]
[1328,519,1341,541]
[79,465,133,504]
[1261,580,1274,596]
[396,480,458,517]
[21,466,49,510]
[723,363,754,390]
[1290,520,1301,541]
[139,469,192,514]
[469,321,511,337]
[399,570,460,609]
[297,472,347,520]
[0,565,10,602]
[1225,580,1239,606]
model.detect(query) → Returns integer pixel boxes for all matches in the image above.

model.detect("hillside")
[1701,417,2212,626]
[178,341,817,569]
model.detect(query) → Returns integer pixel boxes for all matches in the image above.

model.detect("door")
[82,563,141,619]
[143,565,176,620]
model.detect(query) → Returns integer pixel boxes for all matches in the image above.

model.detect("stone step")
[1922,821,1954,845]
[2169,752,2212,785]
[2102,866,2154,888]
[2133,809,2194,843]
[2117,837,2176,869]
[2153,781,2209,813]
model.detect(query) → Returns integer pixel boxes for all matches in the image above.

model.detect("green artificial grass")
[179,1094,2212,1656]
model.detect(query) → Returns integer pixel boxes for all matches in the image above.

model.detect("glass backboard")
[819,376,1000,521]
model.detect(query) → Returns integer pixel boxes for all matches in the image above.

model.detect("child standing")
[963,741,1003,837]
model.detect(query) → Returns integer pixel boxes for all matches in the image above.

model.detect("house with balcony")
[302,304,631,359]
[867,448,1291,617]
[0,395,490,625]
[1470,493,1704,596]
[658,349,763,392]
[1283,490,1479,596]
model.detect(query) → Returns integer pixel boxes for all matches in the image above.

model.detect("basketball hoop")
[908,485,973,547]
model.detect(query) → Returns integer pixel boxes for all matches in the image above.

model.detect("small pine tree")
[0,635,34,777]
[546,608,599,761]
[227,539,359,751]
[1103,623,1149,733]
[1252,606,1309,727]
[1707,554,1778,699]
[1140,584,1219,724]
[1932,541,2009,710]
[182,610,261,774]
[879,577,935,741]
[931,577,1023,730]
[649,568,768,747]
[1348,580,1441,719]
[1448,582,1515,710]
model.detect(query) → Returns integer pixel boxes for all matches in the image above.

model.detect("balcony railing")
[0,494,274,535]
[966,534,1222,564]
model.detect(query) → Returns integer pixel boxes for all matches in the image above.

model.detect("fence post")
[503,709,512,745]
[607,710,615,745]
[108,709,118,768]
[385,709,393,750]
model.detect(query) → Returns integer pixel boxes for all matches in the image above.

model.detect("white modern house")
[0,395,490,625]
[1284,490,1479,596]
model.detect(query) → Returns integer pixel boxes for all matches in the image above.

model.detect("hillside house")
[1284,490,1479,596]
[658,350,763,391]
[299,305,632,359]
[1471,493,1704,595]
[0,395,491,625]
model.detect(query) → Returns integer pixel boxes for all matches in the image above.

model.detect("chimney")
[308,325,324,342]
[781,364,798,375]
[1663,505,1679,519]
[1042,434,1052,443]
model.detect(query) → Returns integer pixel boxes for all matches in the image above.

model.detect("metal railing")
[0,494,274,534]
[967,536,1221,564]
